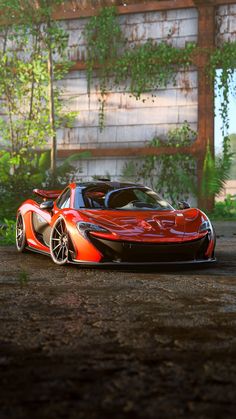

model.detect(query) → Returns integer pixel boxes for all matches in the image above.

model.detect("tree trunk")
[48,39,57,175]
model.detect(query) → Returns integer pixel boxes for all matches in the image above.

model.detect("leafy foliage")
[85,6,195,130]
[0,0,80,226]
[85,6,125,130]
[85,6,236,211]
[201,137,233,198]
[228,133,236,179]
[85,6,124,90]
[0,149,89,220]
[207,195,236,220]
[208,41,236,138]
[114,41,195,99]
[122,122,197,206]
[85,4,236,170]
[0,219,15,245]
[0,0,76,176]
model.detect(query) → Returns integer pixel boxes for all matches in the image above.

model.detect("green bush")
[0,219,15,245]
[208,195,236,220]
[0,150,90,220]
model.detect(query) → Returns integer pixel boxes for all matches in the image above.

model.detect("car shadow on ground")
[5,240,234,277]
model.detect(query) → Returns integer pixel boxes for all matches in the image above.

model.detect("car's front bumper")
[73,234,215,265]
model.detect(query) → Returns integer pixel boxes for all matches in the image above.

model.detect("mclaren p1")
[16,180,216,266]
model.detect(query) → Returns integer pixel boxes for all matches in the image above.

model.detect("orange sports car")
[16,180,216,266]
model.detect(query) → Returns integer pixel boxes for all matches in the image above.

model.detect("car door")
[32,188,71,247]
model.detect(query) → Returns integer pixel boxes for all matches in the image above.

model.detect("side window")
[134,189,156,204]
[74,188,86,209]
[57,188,71,209]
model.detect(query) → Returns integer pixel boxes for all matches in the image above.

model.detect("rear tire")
[16,212,27,252]
[50,218,69,265]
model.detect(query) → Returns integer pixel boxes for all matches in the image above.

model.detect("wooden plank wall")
[53,0,236,208]
[2,0,236,207]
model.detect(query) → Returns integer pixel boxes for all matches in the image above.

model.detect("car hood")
[79,208,203,242]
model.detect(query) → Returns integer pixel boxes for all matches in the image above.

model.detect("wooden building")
[50,0,236,206]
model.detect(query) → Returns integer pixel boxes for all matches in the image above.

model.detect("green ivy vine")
[113,40,195,99]
[85,6,236,142]
[204,41,236,200]
[201,137,234,200]
[122,122,197,206]
[85,6,195,130]
[85,6,125,129]
[208,41,236,138]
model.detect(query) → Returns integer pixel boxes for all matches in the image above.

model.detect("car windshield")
[80,186,173,211]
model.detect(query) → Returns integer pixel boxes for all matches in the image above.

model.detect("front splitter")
[71,258,216,267]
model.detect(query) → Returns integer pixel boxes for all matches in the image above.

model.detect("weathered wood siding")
[2,3,236,182]
[216,3,236,44]
[57,8,199,178]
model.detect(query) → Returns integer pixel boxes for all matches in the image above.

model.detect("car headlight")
[77,222,110,238]
[199,220,212,233]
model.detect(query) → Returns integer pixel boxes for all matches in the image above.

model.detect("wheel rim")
[51,218,68,264]
[16,214,25,250]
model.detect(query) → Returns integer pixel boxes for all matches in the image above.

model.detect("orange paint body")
[17,182,216,266]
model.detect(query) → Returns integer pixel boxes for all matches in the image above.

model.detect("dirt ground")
[0,221,236,419]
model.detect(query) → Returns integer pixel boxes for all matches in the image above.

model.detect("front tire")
[16,212,27,252]
[50,218,69,265]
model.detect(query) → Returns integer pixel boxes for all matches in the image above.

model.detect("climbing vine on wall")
[85,6,236,141]
[85,6,195,130]
[203,41,236,200]
[85,6,125,129]
[113,40,195,99]
[208,41,236,138]
[122,122,197,206]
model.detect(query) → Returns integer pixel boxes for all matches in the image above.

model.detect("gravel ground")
[0,221,236,419]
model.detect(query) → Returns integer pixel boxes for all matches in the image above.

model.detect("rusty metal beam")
[2,0,235,25]
[53,0,197,21]
[196,3,215,210]
[57,142,202,159]
[69,49,210,72]
[52,1,236,21]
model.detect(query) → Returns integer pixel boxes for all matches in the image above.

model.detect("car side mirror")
[40,200,54,211]
[178,200,191,210]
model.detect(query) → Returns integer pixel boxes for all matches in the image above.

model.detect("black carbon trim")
[88,235,211,263]
[26,246,50,256]
[71,258,216,266]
